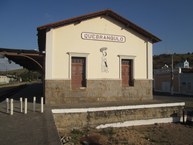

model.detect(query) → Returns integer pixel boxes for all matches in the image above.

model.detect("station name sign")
[81,32,126,43]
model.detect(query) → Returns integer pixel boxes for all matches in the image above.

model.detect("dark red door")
[122,59,133,87]
[71,57,86,89]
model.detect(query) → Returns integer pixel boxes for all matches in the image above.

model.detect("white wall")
[45,16,153,80]
[0,76,10,84]
[45,29,54,80]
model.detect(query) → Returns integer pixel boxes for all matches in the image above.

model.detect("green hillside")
[153,53,193,69]
[0,68,41,82]
[0,68,27,75]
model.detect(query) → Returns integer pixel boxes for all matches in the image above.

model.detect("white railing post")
[24,98,27,114]
[20,97,23,113]
[33,96,36,112]
[41,97,44,113]
[10,99,13,115]
[6,98,9,113]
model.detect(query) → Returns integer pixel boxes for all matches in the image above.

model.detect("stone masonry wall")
[53,105,183,135]
[45,79,152,105]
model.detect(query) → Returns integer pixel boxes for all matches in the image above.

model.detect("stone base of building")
[45,79,152,105]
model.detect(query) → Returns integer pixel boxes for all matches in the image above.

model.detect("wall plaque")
[81,32,126,43]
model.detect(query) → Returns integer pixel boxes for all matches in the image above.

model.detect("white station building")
[37,9,161,105]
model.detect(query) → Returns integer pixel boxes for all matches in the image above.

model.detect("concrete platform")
[0,82,61,145]
[52,101,185,134]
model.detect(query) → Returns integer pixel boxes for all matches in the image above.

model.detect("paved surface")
[51,96,186,109]
[0,83,61,145]
[153,94,193,109]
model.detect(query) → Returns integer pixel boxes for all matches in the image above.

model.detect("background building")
[0,75,10,84]
[154,60,193,95]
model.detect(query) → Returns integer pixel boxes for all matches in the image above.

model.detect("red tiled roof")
[37,9,161,42]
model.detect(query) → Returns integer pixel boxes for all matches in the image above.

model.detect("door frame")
[71,57,86,89]
[118,55,135,81]
[67,52,89,80]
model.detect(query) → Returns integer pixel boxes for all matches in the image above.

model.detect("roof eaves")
[37,9,161,43]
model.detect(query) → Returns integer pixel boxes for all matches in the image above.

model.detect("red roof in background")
[37,9,161,43]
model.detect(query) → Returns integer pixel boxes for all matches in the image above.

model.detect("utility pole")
[170,54,174,95]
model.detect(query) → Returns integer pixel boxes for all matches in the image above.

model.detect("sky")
[0,0,193,57]
[0,57,22,71]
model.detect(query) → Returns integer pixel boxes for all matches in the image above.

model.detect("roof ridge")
[37,9,161,43]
